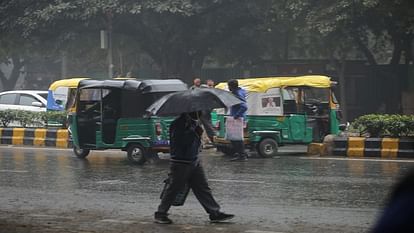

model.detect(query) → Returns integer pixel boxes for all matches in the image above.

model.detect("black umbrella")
[146,87,242,116]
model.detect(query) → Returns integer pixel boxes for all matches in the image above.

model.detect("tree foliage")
[0,0,413,87]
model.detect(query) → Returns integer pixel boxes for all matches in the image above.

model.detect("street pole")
[107,11,113,79]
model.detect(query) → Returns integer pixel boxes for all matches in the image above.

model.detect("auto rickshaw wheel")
[257,138,278,158]
[73,147,90,159]
[127,144,147,165]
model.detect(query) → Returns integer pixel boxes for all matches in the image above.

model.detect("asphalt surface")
[0,145,413,233]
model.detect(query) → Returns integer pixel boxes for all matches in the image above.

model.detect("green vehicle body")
[214,75,341,157]
[69,79,187,164]
[71,116,174,150]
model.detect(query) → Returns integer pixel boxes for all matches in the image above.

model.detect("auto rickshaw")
[47,77,90,112]
[214,75,341,157]
[46,77,90,127]
[69,78,188,164]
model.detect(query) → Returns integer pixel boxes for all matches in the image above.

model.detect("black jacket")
[169,114,202,161]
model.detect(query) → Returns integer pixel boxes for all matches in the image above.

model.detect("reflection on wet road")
[0,146,413,232]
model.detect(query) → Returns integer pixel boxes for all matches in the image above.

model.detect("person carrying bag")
[154,112,234,224]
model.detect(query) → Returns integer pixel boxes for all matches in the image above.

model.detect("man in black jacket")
[154,112,234,224]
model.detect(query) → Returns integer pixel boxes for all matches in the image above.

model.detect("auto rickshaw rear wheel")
[257,138,278,158]
[73,147,90,159]
[127,144,147,165]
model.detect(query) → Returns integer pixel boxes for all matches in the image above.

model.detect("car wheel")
[73,147,90,159]
[258,138,278,158]
[127,144,147,165]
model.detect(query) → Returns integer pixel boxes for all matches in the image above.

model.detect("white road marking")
[0,145,124,154]
[96,180,128,185]
[0,145,71,151]
[29,214,74,219]
[0,169,28,173]
[300,157,414,163]
[100,219,135,224]
[181,225,205,230]
[245,230,285,233]
[138,221,152,225]
[208,179,265,184]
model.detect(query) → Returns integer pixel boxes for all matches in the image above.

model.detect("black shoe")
[229,155,247,162]
[210,212,235,223]
[154,212,172,224]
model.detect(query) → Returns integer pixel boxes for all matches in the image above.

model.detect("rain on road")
[0,146,413,233]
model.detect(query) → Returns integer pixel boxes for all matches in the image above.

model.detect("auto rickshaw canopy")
[78,79,187,93]
[48,77,90,91]
[47,77,91,111]
[76,79,188,118]
[215,75,334,93]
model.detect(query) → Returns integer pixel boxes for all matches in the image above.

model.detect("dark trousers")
[230,140,247,156]
[157,161,221,215]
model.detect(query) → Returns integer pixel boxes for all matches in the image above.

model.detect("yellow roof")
[48,77,90,90]
[215,75,333,92]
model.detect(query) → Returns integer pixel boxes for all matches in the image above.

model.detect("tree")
[0,0,261,84]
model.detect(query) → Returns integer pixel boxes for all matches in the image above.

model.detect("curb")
[0,128,72,148]
[333,136,414,158]
[307,143,325,155]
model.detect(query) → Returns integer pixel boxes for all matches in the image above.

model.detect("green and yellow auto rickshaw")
[69,78,188,164]
[214,75,341,157]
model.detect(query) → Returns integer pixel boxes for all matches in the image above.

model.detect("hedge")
[350,114,414,137]
[0,110,68,128]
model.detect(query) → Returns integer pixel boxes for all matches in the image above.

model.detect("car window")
[0,94,17,104]
[38,93,48,100]
[19,94,39,106]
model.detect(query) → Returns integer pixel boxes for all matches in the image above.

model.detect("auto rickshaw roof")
[78,79,188,93]
[48,77,90,90]
[138,79,188,93]
[215,75,333,92]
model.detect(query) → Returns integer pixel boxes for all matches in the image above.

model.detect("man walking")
[227,79,248,161]
[154,112,234,224]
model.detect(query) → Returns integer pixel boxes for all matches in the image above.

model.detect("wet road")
[0,146,413,233]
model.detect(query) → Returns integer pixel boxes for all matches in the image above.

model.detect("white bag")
[225,117,244,141]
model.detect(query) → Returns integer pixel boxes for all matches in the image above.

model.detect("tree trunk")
[0,56,25,90]
[338,57,348,123]
[353,36,377,66]
[390,37,402,65]
[61,51,67,78]
[329,52,348,123]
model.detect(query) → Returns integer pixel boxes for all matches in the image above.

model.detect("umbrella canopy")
[146,87,243,116]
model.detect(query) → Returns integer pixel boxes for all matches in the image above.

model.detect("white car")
[0,90,48,112]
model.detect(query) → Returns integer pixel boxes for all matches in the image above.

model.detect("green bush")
[39,111,68,127]
[351,114,414,137]
[15,110,36,127]
[0,110,68,128]
[0,110,19,127]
